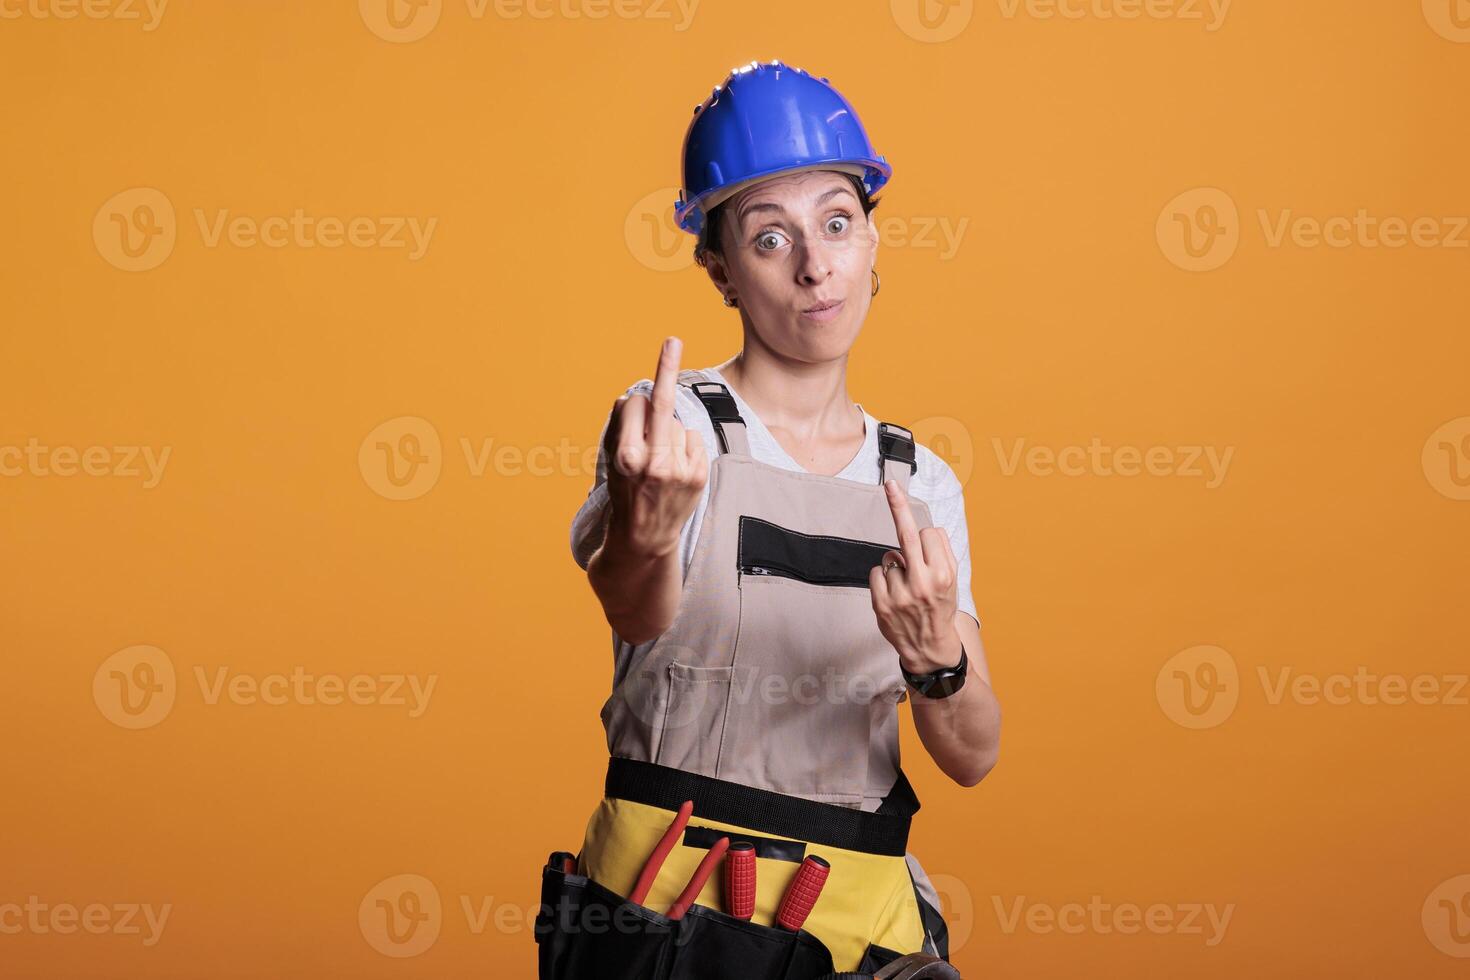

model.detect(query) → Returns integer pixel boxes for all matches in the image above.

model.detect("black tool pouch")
[534,861,838,980]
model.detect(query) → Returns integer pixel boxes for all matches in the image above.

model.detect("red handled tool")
[724,841,756,920]
[628,799,694,907]
[666,835,730,920]
[776,855,830,931]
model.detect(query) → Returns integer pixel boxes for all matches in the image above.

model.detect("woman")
[538,60,1001,980]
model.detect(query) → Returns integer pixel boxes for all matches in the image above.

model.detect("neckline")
[703,366,876,481]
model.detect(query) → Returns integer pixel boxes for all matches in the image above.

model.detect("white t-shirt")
[570,366,981,659]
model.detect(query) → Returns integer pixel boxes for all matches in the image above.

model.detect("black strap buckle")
[877,422,918,475]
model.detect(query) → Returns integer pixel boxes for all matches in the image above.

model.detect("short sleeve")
[569,389,628,571]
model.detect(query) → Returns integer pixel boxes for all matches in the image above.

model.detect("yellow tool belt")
[535,758,950,978]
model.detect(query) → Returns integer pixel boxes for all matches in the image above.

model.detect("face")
[706,169,879,363]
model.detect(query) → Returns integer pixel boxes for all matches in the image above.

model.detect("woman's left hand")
[869,478,965,674]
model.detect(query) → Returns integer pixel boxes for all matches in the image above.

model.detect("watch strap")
[902,644,968,699]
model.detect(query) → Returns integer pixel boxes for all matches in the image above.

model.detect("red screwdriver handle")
[776,855,830,931]
[724,841,756,920]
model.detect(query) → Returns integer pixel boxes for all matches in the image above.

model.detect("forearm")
[585,513,683,646]
[907,617,1001,787]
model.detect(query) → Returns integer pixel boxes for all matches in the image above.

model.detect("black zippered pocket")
[736,515,893,590]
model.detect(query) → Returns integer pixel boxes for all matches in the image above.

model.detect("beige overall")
[560,369,951,976]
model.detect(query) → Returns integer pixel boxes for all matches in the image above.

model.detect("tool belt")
[535,759,958,979]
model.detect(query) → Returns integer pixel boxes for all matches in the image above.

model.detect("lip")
[799,298,844,323]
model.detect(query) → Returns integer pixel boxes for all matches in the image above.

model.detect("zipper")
[737,561,869,588]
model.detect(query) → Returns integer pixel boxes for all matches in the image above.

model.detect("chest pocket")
[713,515,906,807]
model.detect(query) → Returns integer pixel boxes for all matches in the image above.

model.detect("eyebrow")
[736,185,857,226]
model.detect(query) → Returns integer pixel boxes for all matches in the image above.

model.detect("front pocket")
[664,903,835,980]
[535,861,835,980]
[718,572,902,805]
[652,661,733,775]
[535,864,676,980]
[738,515,893,588]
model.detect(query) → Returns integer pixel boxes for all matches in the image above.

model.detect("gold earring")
[871,269,881,298]
[724,294,738,308]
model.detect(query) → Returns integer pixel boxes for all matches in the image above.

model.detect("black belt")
[604,757,919,858]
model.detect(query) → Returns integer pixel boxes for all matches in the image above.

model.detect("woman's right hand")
[602,336,709,560]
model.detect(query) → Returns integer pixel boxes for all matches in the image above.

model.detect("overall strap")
[877,422,917,493]
[678,368,751,457]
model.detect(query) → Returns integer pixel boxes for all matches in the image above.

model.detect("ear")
[702,247,733,297]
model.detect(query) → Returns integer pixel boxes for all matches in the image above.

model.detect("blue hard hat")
[674,59,892,237]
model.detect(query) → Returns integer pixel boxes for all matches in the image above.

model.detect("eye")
[755,229,788,251]
[826,213,852,235]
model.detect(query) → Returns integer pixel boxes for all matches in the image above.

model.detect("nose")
[794,234,833,286]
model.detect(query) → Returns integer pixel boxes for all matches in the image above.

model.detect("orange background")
[3,1,1468,976]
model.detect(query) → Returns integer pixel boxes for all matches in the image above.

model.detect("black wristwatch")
[902,644,968,699]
